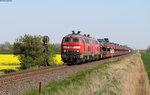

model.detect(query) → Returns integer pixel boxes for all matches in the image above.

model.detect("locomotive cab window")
[73,38,79,42]
[95,41,98,45]
[84,38,90,43]
[64,38,71,42]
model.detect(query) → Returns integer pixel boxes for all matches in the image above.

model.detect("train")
[61,31,132,65]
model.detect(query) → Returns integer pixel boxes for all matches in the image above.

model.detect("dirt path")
[84,53,150,95]
[110,53,150,95]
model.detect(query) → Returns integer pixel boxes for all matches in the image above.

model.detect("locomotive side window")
[97,47,99,51]
[95,41,98,45]
[88,46,91,51]
[73,38,79,42]
[64,38,71,42]
[84,38,90,43]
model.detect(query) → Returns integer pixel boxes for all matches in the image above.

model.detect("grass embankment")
[23,53,150,95]
[141,53,150,82]
[23,61,121,95]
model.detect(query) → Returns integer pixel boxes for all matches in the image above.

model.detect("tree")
[147,46,150,53]
[48,44,57,65]
[13,34,54,69]
[53,43,61,53]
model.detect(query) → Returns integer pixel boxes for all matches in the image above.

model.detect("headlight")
[63,46,69,49]
[73,46,80,49]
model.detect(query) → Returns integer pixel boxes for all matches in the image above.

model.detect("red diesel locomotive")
[61,31,131,65]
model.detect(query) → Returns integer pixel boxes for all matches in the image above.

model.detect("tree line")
[0,42,13,51]
[147,46,150,53]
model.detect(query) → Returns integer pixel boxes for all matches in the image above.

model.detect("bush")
[13,35,55,69]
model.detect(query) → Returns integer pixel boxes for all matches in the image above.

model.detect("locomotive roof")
[65,33,97,41]
[65,33,83,38]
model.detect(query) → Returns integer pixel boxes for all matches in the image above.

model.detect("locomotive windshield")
[64,38,71,42]
[73,38,79,42]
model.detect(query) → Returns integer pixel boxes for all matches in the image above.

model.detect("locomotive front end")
[61,32,83,64]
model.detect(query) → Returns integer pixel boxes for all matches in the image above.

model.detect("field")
[0,54,63,74]
[141,52,150,82]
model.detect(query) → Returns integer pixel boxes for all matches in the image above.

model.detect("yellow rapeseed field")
[53,54,64,64]
[0,65,20,71]
[0,55,20,72]
[0,54,63,73]
[0,55,20,64]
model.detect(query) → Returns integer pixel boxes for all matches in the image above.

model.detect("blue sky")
[0,0,150,49]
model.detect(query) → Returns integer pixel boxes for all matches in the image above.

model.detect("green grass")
[141,52,150,82]
[0,51,14,54]
[23,60,122,95]
[23,62,109,95]
[0,69,17,74]
[0,63,20,65]
[0,71,3,74]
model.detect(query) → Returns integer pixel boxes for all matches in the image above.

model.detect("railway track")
[0,65,68,83]
[0,54,131,84]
